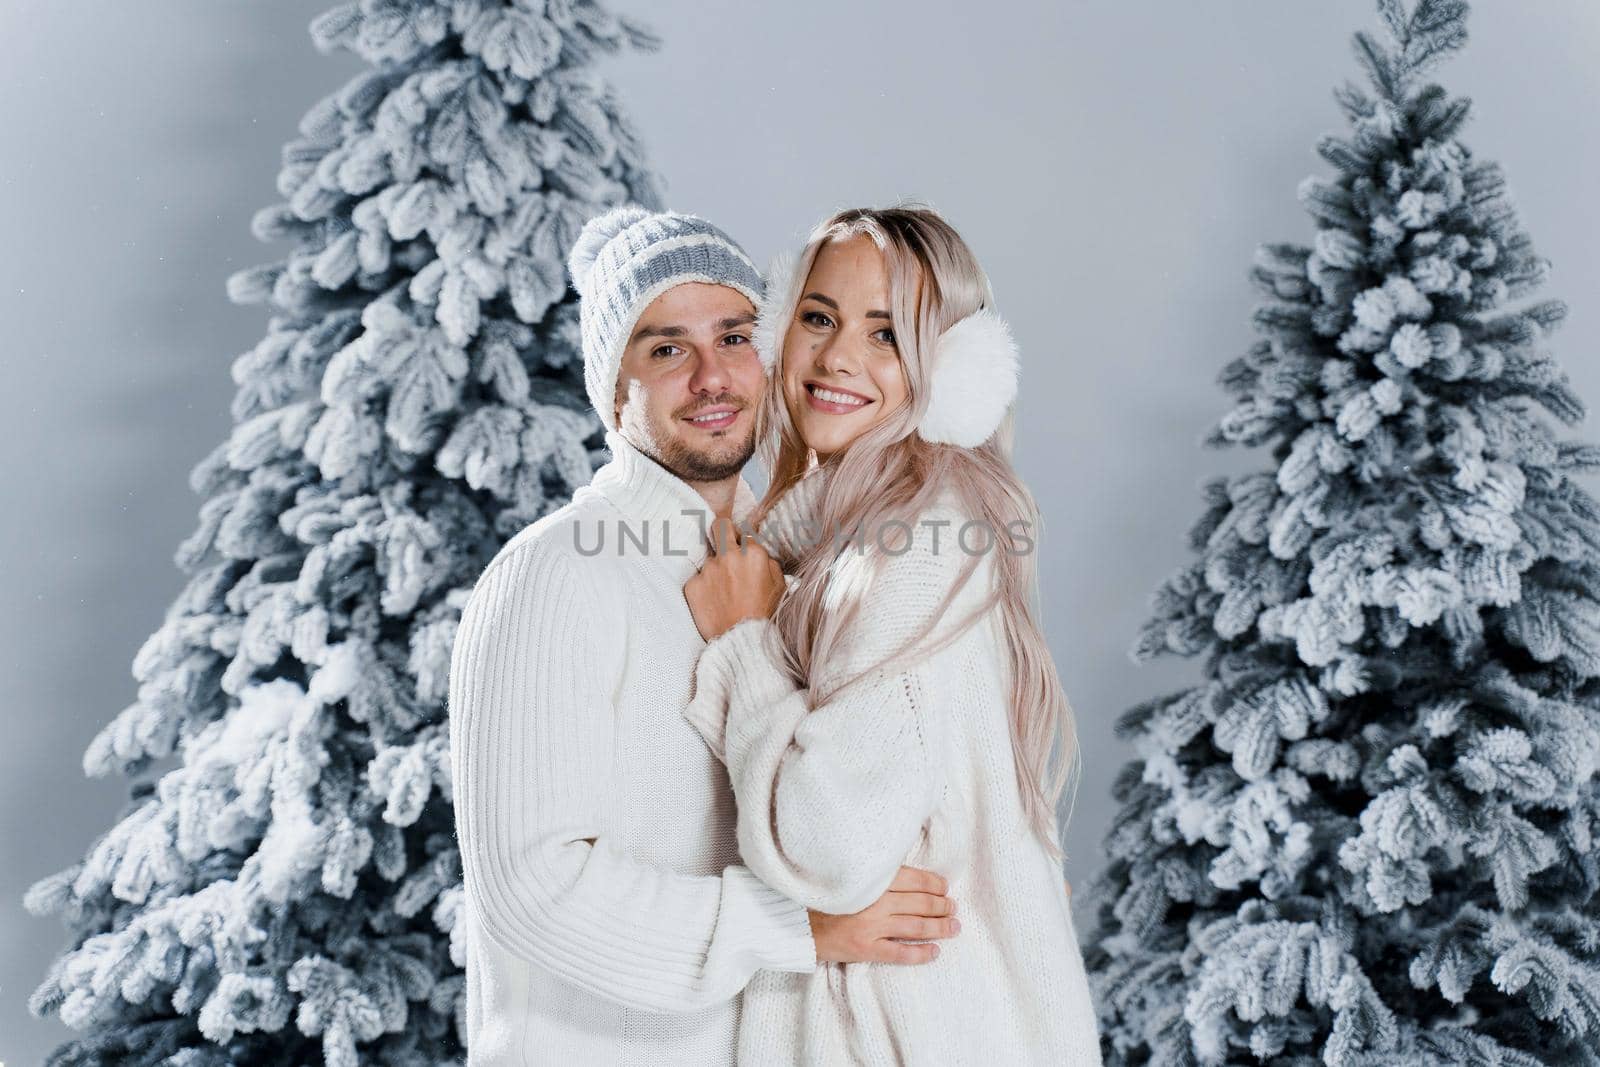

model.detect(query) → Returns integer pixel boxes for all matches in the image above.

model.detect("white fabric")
[448,429,817,1066]
[683,466,1104,1065]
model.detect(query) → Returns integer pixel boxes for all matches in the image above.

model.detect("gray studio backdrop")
[4,1,1597,1061]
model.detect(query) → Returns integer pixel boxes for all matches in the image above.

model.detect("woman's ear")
[754,249,802,371]
[916,307,1020,448]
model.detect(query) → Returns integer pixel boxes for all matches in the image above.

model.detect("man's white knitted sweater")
[683,466,1105,1066]
[447,429,818,1066]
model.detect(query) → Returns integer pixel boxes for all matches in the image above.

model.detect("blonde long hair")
[753,204,1081,862]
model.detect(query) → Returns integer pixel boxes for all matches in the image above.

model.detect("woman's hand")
[685,516,784,642]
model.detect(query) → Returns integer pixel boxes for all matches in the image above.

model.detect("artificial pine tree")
[1082,1,1600,1064]
[23,2,663,1063]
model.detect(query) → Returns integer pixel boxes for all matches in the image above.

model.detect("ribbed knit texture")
[448,429,817,1066]
[683,468,1105,1065]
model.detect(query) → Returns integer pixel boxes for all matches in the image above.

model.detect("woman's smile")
[803,380,875,414]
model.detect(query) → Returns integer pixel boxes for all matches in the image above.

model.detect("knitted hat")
[568,206,769,432]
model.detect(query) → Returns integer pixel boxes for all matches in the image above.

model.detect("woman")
[681,204,1103,1065]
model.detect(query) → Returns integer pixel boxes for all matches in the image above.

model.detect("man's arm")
[448,539,815,1014]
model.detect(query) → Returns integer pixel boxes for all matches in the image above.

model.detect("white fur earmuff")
[755,246,1018,448]
[753,248,801,371]
[917,307,1019,448]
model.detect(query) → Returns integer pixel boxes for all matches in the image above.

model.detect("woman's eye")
[873,328,897,346]
[801,310,835,329]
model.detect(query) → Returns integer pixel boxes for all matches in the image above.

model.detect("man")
[448,206,959,1065]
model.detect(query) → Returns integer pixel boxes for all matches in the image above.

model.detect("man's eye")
[723,333,749,346]
[652,344,683,359]
[801,310,834,328]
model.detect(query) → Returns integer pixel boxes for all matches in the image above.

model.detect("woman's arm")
[684,506,986,916]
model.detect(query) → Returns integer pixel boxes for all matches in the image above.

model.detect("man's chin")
[657,425,756,482]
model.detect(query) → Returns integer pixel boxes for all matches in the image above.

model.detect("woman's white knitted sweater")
[683,467,1104,1066]
[448,430,819,1066]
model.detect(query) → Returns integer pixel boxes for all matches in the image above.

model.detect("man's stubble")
[619,394,757,484]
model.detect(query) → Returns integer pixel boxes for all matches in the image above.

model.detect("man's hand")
[685,515,784,641]
[807,866,960,965]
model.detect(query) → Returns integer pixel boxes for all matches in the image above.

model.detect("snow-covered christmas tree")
[23,2,662,1063]
[1082,1,1600,1064]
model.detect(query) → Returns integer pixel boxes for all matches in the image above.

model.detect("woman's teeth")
[810,386,868,407]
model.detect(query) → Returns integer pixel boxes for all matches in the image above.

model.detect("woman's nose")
[814,339,859,377]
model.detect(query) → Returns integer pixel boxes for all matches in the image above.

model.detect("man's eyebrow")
[630,322,687,343]
[800,291,891,320]
[630,312,756,344]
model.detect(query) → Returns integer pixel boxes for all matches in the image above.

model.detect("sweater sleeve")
[448,537,816,1015]
[683,506,989,916]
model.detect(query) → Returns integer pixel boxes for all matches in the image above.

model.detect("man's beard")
[627,395,757,482]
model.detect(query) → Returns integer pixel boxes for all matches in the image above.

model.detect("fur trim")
[753,248,802,371]
[916,307,1019,448]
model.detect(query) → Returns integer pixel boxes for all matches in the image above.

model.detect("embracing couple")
[448,203,1103,1065]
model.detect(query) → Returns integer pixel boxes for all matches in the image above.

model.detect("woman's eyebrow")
[802,291,891,319]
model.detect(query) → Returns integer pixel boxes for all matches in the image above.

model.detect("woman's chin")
[796,423,859,460]
[789,402,885,460]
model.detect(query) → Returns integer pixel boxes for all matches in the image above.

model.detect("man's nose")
[686,345,732,393]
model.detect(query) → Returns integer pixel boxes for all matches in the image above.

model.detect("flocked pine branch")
[23,2,663,1063]
[1081,1,1600,1064]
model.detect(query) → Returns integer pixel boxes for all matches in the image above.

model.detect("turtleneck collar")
[747,462,835,569]
[587,429,759,579]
